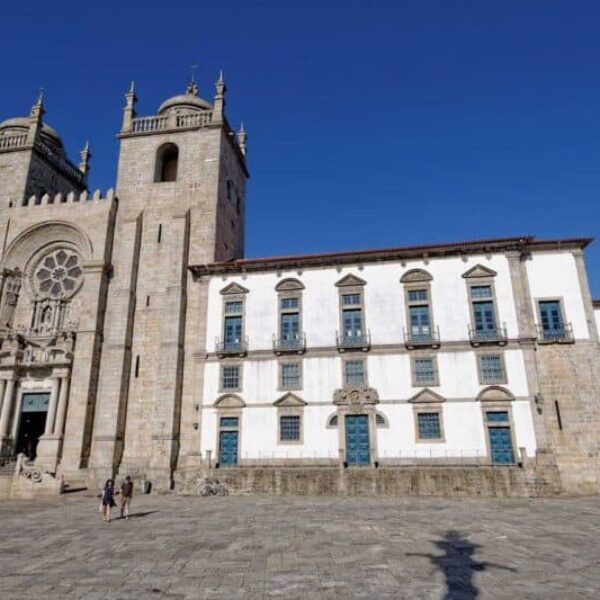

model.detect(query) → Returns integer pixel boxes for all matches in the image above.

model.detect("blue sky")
[2,1,600,293]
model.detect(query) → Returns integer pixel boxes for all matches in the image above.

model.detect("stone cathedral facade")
[1,76,599,497]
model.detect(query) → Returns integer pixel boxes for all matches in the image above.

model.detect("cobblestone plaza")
[0,494,599,599]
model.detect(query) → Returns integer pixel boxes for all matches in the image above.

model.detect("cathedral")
[0,74,599,497]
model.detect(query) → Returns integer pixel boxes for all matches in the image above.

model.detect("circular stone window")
[33,249,83,299]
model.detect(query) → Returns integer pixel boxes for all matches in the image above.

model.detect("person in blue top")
[100,479,117,523]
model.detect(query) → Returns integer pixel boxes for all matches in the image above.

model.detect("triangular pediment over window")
[335,274,367,287]
[273,392,306,407]
[400,269,433,283]
[275,278,305,292]
[408,388,446,404]
[220,282,249,295]
[214,394,245,408]
[462,264,497,279]
[477,386,514,402]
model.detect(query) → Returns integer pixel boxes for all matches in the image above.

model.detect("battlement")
[14,188,116,208]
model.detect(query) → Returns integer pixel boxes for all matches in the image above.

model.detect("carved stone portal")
[333,386,379,407]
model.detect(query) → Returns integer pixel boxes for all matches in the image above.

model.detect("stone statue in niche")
[0,269,22,327]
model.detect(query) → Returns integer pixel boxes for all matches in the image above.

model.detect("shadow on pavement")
[408,530,517,599]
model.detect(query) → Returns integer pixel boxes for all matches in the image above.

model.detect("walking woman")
[100,479,117,523]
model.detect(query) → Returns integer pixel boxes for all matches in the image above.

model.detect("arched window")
[154,143,179,182]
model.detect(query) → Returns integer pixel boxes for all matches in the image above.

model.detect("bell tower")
[89,73,249,487]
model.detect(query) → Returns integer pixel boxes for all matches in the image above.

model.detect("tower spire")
[186,63,199,96]
[79,141,92,181]
[237,122,247,156]
[27,86,46,143]
[213,69,227,123]
[122,81,138,132]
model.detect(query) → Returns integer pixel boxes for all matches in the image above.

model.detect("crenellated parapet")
[15,188,116,208]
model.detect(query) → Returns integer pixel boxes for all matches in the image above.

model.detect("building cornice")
[190,236,593,277]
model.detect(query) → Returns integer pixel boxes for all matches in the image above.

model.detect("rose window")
[33,249,83,299]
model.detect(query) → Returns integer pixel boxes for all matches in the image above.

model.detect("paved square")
[0,493,599,599]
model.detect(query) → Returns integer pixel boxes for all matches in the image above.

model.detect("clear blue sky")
[2,1,600,294]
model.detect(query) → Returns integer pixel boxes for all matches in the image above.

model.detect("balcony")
[273,333,306,355]
[404,326,441,349]
[537,323,574,344]
[468,325,508,346]
[336,331,371,352]
[215,336,248,357]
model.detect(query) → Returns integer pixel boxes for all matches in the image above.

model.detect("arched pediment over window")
[477,386,515,402]
[214,394,245,408]
[275,278,305,292]
[400,269,433,283]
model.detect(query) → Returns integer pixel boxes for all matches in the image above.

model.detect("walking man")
[120,475,134,520]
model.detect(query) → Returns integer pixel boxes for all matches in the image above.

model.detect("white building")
[190,236,600,494]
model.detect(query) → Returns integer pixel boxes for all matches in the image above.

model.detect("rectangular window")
[220,416,239,428]
[414,357,436,386]
[479,354,506,384]
[485,411,509,423]
[344,360,365,386]
[408,289,428,302]
[417,412,442,440]
[221,365,240,390]
[281,362,300,389]
[342,308,363,336]
[409,305,431,338]
[224,316,242,349]
[280,297,299,309]
[342,293,361,306]
[472,300,497,333]
[224,301,243,314]
[280,415,301,442]
[470,285,493,299]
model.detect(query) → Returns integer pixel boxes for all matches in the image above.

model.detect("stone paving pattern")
[0,494,599,599]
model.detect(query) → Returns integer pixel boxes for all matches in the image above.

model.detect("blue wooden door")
[539,301,563,333]
[473,301,496,333]
[281,313,299,344]
[488,427,514,464]
[343,309,363,338]
[409,305,431,339]
[224,316,242,349]
[345,415,370,465]
[219,431,239,465]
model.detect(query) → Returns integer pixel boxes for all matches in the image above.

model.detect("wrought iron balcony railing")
[215,336,248,357]
[468,325,508,345]
[537,323,574,344]
[336,331,371,351]
[273,333,306,355]
[403,326,441,349]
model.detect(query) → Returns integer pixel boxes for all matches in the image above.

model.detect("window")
[327,414,338,427]
[281,297,299,309]
[407,289,433,341]
[225,301,243,314]
[220,416,239,428]
[413,357,437,386]
[470,285,497,336]
[344,359,365,386]
[479,354,506,384]
[417,412,442,440]
[537,300,571,342]
[280,362,301,389]
[221,365,241,391]
[375,413,387,427]
[154,143,178,182]
[279,415,301,442]
[342,293,361,306]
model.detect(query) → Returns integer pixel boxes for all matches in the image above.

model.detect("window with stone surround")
[412,356,438,386]
[220,364,241,391]
[478,354,507,384]
[344,359,366,386]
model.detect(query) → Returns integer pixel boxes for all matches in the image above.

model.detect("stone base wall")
[179,463,563,498]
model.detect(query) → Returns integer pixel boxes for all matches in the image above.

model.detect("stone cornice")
[190,236,593,277]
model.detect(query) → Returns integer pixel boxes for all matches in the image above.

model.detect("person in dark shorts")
[100,479,116,523]
[120,475,133,520]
